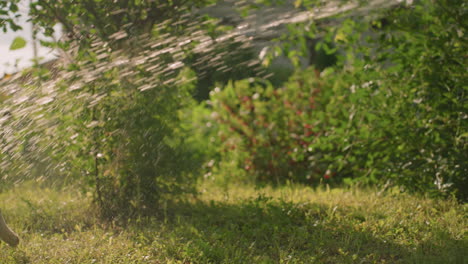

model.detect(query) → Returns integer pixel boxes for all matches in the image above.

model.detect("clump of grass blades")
[0,182,466,263]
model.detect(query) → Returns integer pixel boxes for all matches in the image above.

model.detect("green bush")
[0,42,203,218]
[204,0,467,200]
[57,64,201,218]
[312,0,468,200]
[207,70,327,184]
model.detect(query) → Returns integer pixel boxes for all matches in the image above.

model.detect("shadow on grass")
[2,188,465,263]
[130,196,446,263]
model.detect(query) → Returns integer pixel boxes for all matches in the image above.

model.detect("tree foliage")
[0,0,21,32]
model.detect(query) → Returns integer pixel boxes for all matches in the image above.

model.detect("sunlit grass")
[1,182,466,263]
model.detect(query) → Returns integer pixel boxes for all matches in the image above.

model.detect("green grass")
[0,182,466,263]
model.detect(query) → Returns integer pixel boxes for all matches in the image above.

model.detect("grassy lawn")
[0,182,466,263]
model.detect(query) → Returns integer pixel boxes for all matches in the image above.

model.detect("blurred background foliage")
[192,0,467,200]
[0,0,466,221]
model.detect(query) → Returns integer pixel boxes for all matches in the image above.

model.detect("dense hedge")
[201,0,467,200]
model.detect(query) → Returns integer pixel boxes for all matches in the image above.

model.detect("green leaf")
[9,36,27,50]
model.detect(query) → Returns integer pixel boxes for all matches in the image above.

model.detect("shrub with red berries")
[208,68,330,183]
